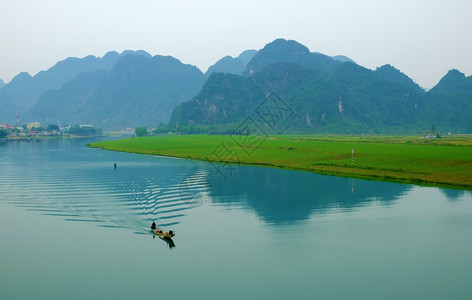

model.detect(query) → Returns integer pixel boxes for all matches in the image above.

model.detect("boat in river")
[150,228,176,248]
[152,229,175,238]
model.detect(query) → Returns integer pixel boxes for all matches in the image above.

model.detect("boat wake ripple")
[0,159,212,234]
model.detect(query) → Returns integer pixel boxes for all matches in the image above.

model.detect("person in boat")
[151,221,156,230]
[169,229,173,235]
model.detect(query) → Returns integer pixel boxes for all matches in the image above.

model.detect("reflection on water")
[2,138,472,300]
[207,166,412,224]
[154,236,176,248]
[441,188,470,201]
[1,138,470,233]
[0,139,211,234]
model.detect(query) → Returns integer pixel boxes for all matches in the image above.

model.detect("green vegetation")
[169,39,472,135]
[170,62,426,134]
[3,39,471,135]
[135,126,148,137]
[68,124,102,136]
[90,134,472,189]
[0,129,8,139]
[47,124,60,132]
[152,122,170,134]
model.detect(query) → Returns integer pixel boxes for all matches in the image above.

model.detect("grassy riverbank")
[89,135,472,189]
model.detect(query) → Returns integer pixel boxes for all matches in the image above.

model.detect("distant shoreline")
[1,134,107,142]
[89,134,472,190]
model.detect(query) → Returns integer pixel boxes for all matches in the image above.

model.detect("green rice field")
[90,135,472,189]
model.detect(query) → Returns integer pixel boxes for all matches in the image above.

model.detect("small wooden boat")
[152,229,175,238]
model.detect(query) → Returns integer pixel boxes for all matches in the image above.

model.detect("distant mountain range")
[170,39,472,134]
[0,50,152,125]
[1,38,471,133]
[204,50,257,79]
[23,54,204,129]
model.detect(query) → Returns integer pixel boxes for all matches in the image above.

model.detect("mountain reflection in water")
[1,139,468,233]
[202,164,411,224]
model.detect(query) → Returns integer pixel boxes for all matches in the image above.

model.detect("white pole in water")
[351,149,354,163]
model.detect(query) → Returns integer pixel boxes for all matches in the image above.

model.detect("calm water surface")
[1,138,471,299]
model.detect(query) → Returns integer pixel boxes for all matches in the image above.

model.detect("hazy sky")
[1,0,471,88]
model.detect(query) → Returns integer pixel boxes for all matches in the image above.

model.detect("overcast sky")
[1,0,471,88]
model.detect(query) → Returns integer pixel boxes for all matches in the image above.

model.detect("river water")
[1,138,471,299]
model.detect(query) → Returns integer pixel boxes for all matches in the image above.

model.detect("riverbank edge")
[92,148,472,190]
[88,135,472,190]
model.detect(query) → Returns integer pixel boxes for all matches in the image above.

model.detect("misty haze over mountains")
[0,39,470,133]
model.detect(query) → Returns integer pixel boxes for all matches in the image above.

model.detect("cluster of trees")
[134,126,148,137]
[47,124,60,132]
[68,124,102,136]
[153,123,169,134]
[0,129,8,139]
[28,125,57,133]
[133,122,260,137]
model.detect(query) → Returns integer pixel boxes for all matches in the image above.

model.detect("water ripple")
[0,141,214,235]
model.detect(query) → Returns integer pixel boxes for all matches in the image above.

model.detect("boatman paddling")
[151,221,156,230]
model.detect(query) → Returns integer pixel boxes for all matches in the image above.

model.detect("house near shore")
[0,123,14,129]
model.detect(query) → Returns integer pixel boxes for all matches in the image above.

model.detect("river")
[1,138,471,299]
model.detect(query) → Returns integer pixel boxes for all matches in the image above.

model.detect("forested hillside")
[169,39,471,134]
